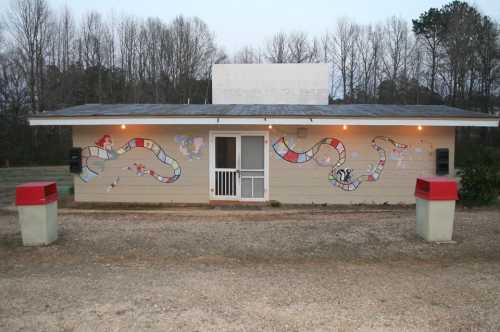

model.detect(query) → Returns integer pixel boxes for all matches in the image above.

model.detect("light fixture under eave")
[268,124,273,129]
[418,125,423,131]
[121,124,126,130]
[342,124,348,130]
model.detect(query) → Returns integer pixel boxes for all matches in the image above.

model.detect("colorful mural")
[81,135,181,188]
[412,139,434,158]
[175,135,204,160]
[271,134,308,167]
[273,136,408,191]
[106,176,120,192]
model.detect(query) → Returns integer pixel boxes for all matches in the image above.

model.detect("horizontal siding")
[73,125,210,203]
[75,193,209,203]
[73,125,454,204]
[269,125,454,204]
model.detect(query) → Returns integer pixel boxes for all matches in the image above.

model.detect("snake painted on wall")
[272,136,408,191]
[80,136,181,184]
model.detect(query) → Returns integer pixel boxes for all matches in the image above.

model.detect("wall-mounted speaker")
[69,147,82,174]
[436,148,449,176]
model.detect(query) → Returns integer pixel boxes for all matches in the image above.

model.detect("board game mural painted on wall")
[80,134,181,191]
[273,136,408,191]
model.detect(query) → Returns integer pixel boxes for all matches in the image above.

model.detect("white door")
[210,132,269,201]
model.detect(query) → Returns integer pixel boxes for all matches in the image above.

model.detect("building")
[29,64,499,205]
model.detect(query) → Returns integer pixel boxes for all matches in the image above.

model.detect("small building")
[30,64,499,205]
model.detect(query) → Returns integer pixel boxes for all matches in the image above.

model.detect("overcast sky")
[2,0,500,53]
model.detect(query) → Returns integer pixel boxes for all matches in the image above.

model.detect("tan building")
[29,64,499,205]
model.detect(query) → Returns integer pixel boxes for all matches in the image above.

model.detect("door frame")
[209,130,269,202]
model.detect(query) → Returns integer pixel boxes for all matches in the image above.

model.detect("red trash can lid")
[415,177,458,201]
[16,182,58,206]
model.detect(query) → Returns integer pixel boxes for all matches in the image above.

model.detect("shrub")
[458,147,500,206]
[269,200,282,208]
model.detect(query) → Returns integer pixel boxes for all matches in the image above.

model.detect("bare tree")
[169,16,216,102]
[0,20,5,52]
[356,24,375,102]
[81,11,105,102]
[265,32,288,63]
[8,0,51,113]
[332,18,359,102]
[142,18,162,102]
[60,5,75,72]
[233,45,258,64]
[47,5,74,72]
[158,22,174,101]
[319,32,338,100]
[370,23,384,100]
[309,37,320,63]
[347,25,359,101]
[287,31,311,63]
[409,39,424,103]
[383,16,409,82]
[118,15,138,100]
[81,12,104,68]
[320,32,330,63]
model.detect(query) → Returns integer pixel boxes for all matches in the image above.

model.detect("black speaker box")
[69,147,82,174]
[436,148,449,176]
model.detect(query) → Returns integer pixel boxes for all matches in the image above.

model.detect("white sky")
[1,0,499,53]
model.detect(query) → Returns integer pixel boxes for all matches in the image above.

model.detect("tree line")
[0,0,499,166]
[234,2,499,111]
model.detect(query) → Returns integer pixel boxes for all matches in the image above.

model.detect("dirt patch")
[0,207,499,331]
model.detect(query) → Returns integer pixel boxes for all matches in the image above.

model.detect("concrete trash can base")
[415,177,458,242]
[16,182,59,246]
[416,198,455,241]
[18,201,58,246]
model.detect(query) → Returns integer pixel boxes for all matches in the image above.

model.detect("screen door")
[210,132,268,201]
[240,136,265,199]
[214,135,238,199]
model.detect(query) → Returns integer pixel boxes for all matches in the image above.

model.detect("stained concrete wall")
[72,125,454,204]
[212,64,329,105]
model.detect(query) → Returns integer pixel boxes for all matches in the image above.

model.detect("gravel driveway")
[1,206,499,331]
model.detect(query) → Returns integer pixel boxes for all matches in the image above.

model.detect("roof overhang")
[28,116,499,127]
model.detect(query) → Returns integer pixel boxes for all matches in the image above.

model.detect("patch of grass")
[0,166,72,188]
[0,166,73,207]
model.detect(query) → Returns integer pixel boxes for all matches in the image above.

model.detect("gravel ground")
[0,206,499,331]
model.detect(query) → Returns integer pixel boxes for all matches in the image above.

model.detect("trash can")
[15,182,58,246]
[415,177,458,242]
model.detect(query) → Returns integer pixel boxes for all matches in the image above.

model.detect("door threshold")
[209,200,268,206]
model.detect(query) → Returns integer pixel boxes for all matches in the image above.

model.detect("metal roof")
[34,103,496,119]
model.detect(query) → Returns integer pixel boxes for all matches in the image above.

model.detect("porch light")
[121,124,126,130]
[342,124,348,130]
[264,117,272,129]
[418,125,423,131]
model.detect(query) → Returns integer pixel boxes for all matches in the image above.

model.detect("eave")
[28,115,499,127]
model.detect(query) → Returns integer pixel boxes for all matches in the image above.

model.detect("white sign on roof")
[212,64,329,105]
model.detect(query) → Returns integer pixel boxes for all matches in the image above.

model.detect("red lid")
[16,182,58,206]
[415,177,458,201]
